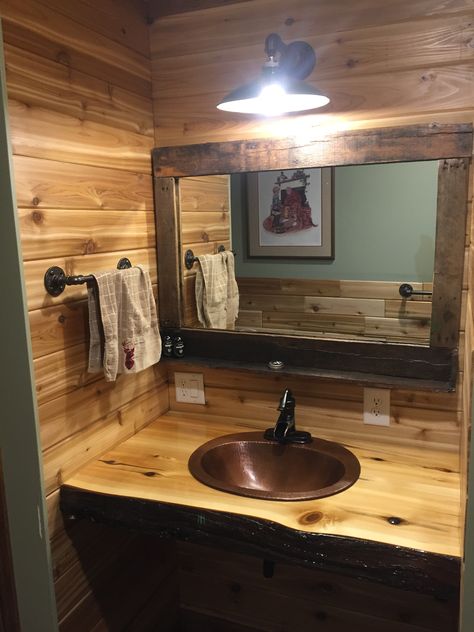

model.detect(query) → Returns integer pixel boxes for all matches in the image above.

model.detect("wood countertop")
[61,411,461,597]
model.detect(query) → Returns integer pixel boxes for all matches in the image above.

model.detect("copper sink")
[188,432,360,501]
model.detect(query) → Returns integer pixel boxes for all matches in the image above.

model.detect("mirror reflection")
[180,161,438,346]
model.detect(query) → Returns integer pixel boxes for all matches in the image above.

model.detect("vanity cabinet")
[60,411,461,631]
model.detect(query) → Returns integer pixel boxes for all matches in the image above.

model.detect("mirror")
[153,124,471,389]
[178,160,439,346]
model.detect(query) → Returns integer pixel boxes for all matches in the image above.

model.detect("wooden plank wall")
[151,2,474,625]
[0,1,177,629]
[166,362,462,452]
[150,0,474,147]
[179,175,231,326]
[236,277,432,343]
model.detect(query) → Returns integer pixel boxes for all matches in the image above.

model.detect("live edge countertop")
[61,412,462,598]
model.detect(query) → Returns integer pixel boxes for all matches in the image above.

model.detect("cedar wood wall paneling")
[236,277,433,343]
[0,1,176,630]
[151,3,474,628]
[179,175,231,326]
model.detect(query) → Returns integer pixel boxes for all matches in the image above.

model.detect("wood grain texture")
[19,209,155,261]
[165,363,461,451]
[8,99,154,173]
[4,44,154,136]
[62,411,461,557]
[13,156,153,211]
[150,1,473,60]
[431,158,470,346]
[152,14,474,90]
[172,175,232,326]
[1,0,152,96]
[234,278,432,343]
[39,364,167,451]
[148,0,253,20]
[169,328,457,388]
[42,384,169,495]
[155,177,182,327]
[35,0,150,57]
[178,542,458,632]
[153,124,473,176]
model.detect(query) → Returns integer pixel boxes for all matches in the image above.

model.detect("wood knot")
[58,314,66,324]
[420,72,435,82]
[285,17,295,26]
[83,239,96,254]
[299,511,323,525]
[346,58,358,68]
[32,196,40,206]
[56,50,70,66]
[201,232,209,242]
[143,471,157,477]
[32,211,43,224]
[386,516,406,526]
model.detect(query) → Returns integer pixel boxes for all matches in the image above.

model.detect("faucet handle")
[278,388,293,411]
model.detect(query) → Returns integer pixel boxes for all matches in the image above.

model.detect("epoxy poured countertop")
[62,411,461,558]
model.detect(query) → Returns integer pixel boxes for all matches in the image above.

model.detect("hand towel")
[195,251,239,329]
[87,265,161,381]
[223,250,239,330]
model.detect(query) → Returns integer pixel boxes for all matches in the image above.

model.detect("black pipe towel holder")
[184,245,236,270]
[398,283,433,299]
[44,258,132,297]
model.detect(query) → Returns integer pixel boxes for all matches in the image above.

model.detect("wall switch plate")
[363,388,390,426]
[174,372,205,405]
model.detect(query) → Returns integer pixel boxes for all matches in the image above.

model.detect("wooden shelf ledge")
[60,412,461,599]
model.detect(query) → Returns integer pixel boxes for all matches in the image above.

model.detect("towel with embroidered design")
[88,265,161,381]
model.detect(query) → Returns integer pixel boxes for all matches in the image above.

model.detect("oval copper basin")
[188,432,360,501]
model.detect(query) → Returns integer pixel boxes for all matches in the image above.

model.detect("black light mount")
[264,33,316,80]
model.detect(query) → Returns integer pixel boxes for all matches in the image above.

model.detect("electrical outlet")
[174,372,205,405]
[363,388,390,426]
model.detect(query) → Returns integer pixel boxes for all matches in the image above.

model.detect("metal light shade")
[216,34,329,116]
[217,77,329,116]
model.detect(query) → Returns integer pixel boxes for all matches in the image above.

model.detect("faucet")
[264,389,312,444]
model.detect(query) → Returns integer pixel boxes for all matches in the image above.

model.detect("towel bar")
[44,258,132,297]
[399,283,433,298]
[184,245,237,270]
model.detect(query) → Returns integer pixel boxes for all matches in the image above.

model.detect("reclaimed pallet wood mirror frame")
[152,124,472,391]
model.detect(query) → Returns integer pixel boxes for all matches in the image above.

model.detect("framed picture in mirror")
[247,167,333,258]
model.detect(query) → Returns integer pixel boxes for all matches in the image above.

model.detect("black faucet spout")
[264,389,312,444]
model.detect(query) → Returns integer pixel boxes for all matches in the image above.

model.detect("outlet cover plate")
[175,372,205,405]
[363,388,390,426]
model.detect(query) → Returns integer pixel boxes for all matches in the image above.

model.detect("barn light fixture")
[217,33,329,116]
